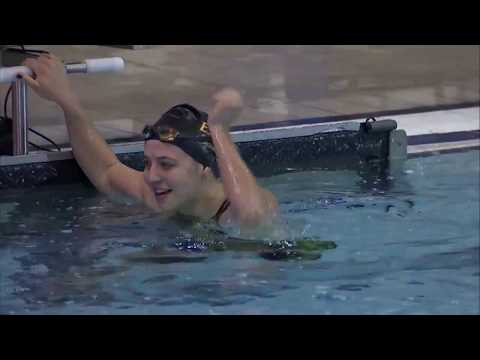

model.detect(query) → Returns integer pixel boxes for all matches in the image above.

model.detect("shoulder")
[220,188,279,228]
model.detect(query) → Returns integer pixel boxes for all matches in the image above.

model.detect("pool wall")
[1,105,478,190]
[0,118,400,189]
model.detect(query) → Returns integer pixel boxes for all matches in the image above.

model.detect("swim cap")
[143,104,219,176]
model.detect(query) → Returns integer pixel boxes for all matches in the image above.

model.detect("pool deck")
[0,45,479,147]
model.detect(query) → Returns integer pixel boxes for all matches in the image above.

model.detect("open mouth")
[154,189,173,204]
[155,189,173,198]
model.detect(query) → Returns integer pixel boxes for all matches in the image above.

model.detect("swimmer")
[21,54,279,232]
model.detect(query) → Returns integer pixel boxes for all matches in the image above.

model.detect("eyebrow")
[144,155,176,162]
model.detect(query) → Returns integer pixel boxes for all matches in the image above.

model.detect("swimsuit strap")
[212,199,231,223]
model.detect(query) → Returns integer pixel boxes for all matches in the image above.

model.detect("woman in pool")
[21,54,278,231]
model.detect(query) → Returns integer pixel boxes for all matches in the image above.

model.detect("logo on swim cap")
[158,104,210,136]
[143,104,211,142]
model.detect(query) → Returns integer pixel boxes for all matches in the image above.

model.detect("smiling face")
[143,140,206,214]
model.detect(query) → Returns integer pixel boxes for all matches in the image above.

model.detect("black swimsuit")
[212,199,231,223]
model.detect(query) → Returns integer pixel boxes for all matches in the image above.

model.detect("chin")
[155,202,176,217]
[156,197,173,210]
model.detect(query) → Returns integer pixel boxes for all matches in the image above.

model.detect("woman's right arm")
[22,54,151,204]
[60,99,148,202]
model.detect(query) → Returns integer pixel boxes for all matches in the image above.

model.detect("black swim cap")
[144,104,219,176]
[156,104,209,135]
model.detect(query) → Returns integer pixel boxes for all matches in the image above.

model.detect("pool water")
[0,150,478,315]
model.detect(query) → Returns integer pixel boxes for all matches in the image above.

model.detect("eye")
[144,158,151,169]
[160,161,175,170]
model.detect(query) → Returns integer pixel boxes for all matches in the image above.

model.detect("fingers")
[19,73,40,89]
[23,57,40,74]
[39,53,64,67]
[24,53,58,69]
[37,55,55,71]
[22,56,54,81]
[211,101,226,114]
[37,54,50,63]
[47,53,60,62]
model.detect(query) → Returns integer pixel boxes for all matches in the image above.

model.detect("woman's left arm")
[208,89,279,228]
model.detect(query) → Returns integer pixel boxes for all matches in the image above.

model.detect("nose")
[145,165,165,184]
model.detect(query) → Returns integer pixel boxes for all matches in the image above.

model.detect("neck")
[178,179,226,221]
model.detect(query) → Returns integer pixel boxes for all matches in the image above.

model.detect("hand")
[208,88,244,129]
[21,53,78,109]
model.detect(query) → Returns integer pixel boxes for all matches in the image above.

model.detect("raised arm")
[208,88,278,227]
[22,54,149,204]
